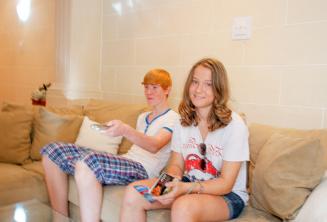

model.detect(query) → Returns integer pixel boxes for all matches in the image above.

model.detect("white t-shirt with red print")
[171,112,250,203]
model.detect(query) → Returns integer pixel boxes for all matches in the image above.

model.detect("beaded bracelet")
[186,182,196,194]
[197,181,204,194]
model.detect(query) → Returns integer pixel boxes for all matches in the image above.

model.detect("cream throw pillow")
[75,116,122,154]
[251,133,325,220]
[0,111,33,164]
[31,108,83,160]
[84,99,148,154]
[294,172,327,222]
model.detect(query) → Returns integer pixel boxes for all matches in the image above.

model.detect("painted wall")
[0,0,56,104]
[1,0,327,129]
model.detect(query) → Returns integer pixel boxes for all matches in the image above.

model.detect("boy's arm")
[123,125,172,153]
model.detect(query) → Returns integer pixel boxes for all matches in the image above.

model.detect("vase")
[32,99,46,106]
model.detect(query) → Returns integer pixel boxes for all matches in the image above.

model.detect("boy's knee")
[42,155,55,169]
[74,161,91,181]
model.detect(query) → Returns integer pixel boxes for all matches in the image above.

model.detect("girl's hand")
[153,181,187,205]
[104,120,128,137]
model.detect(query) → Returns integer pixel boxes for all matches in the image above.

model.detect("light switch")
[232,16,252,40]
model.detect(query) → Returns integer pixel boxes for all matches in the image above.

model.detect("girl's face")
[143,84,169,107]
[189,65,214,110]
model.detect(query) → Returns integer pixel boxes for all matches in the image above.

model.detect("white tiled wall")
[99,0,327,129]
[1,0,327,130]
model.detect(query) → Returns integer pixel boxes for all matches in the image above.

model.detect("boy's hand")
[104,120,128,137]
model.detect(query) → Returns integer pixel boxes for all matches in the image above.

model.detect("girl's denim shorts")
[222,192,245,219]
[181,176,245,219]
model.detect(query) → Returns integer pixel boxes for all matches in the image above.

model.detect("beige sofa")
[0,99,326,222]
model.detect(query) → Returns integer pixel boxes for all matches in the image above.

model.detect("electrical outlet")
[232,16,252,40]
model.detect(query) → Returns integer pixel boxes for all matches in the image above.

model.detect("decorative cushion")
[251,133,325,220]
[84,99,148,154]
[75,116,122,154]
[248,123,327,193]
[0,111,33,164]
[294,171,327,222]
[31,108,83,160]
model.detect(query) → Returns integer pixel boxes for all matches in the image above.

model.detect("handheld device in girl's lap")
[134,172,175,203]
[133,185,156,203]
[149,172,174,196]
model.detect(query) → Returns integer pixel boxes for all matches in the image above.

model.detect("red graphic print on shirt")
[183,137,222,179]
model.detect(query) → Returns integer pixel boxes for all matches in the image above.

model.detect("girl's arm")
[186,161,242,195]
[123,124,172,153]
[164,151,185,179]
[155,160,242,204]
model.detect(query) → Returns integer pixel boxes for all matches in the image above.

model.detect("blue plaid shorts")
[40,142,148,185]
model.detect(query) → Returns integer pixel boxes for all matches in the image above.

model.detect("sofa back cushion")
[250,133,325,220]
[0,111,33,164]
[84,99,148,154]
[31,108,83,160]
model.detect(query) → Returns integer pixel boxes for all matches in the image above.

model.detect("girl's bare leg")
[171,194,230,222]
[120,178,170,222]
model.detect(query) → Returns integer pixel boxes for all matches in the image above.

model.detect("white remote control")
[90,124,112,132]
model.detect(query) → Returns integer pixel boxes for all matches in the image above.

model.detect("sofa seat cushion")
[69,175,280,222]
[0,163,48,206]
[22,161,44,176]
[231,206,281,222]
[68,176,170,222]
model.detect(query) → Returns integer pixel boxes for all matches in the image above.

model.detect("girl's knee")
[173,195,193,209]
[171,196,197,220]
[123,183,140,205]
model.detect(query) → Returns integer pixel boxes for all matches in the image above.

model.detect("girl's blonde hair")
[142,69,172,90]
[179,58,232,131]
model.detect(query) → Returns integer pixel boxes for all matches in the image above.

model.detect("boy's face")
[143,84,169,107]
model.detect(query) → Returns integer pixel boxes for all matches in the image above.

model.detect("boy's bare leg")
[74,161,102,222]
[42,156,69,216]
